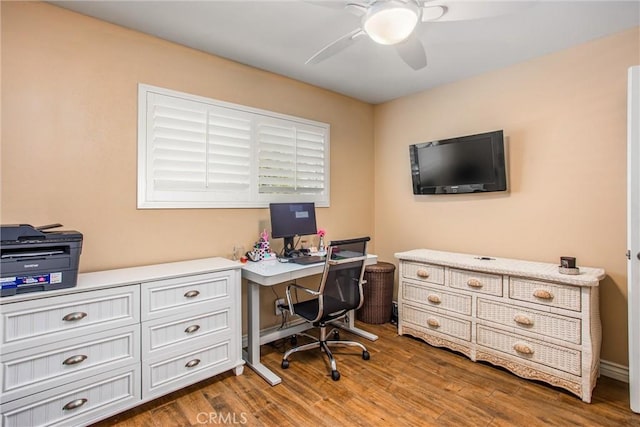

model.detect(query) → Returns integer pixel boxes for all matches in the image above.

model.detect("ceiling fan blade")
[395,36,427,70]
[421,5,447,22]
[305,1,368,15]
[306,28,365,65]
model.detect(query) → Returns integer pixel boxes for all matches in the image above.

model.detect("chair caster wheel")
[331,370,340,381]
[290,336,298,346]
[281,360,289,369]
[362,351,370,360]
[332,330,340,340]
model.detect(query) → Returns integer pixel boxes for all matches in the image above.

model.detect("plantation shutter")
[139,84,329,208]
[257,117,327,196]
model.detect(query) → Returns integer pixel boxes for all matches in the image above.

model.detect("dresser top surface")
[395,249,605,287]
[1,257,241,304]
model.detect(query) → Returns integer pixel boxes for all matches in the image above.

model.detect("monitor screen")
[269,202,317,256]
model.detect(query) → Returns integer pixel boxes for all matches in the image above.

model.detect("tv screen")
[409,130,507,194]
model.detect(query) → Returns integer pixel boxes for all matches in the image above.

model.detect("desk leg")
[330,310,379,341]
[243,280,282,386]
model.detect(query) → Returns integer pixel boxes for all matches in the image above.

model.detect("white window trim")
[137,84,330,209]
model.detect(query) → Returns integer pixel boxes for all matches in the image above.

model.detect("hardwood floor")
[93,322,640,426]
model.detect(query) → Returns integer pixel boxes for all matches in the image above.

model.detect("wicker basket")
[357,262,396,324]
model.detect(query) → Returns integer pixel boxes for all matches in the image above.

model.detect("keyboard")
[290,255,325,265]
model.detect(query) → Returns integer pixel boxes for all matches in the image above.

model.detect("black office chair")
[281,236,371,381]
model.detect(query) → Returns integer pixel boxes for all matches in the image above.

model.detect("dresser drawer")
[402,282,471,316]
[1,324,140,403]
[401,262,445,285]
[509,278,581,311]
[449,268,503,297]
[401,304,471,341]
[142,338,234,399]
[143,307,231,357]
[476,299,581,344]
[1,364,140,427]
[476,325,581,376]
[141,271,232,321]
[1,285,140,353]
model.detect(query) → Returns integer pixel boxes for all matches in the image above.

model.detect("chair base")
[281,326,370,381]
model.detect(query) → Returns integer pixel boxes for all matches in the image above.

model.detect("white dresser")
[0,257,244,427]
[395,249,605,402]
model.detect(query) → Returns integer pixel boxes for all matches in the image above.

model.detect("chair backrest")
[316,237,370,322]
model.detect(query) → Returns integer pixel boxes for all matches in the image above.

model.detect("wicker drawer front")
[509,278,581,311]
[143,308,231,356]
[476,325,581,376]
[402,282,471,316]
[477,299,581,344]
[449,268,503,297]
[401,262,445,285]
[402,304,471,341]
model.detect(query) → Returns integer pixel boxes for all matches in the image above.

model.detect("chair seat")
[292,296,353,323]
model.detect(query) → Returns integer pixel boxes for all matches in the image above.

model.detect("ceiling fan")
[306,0,534,70]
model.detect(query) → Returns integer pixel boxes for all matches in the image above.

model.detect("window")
[138,84,330,208]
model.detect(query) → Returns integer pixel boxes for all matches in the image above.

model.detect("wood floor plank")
[91,322,640,427]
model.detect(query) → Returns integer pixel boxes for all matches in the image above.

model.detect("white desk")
[241,254,378,386]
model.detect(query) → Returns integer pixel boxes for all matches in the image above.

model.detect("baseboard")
[600,359,629,383]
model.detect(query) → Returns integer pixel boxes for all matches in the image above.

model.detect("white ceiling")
[50,1,640,104]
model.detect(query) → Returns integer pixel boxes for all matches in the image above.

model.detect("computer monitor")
[269,202,318,257]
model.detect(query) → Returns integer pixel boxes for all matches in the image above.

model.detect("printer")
[1,224,83,297]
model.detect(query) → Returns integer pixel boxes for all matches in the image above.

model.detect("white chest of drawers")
[395,249,605,403]
[0,257,244,427]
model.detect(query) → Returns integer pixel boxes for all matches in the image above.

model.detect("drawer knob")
[426,317,440,328]
[62,354,88,366]
[416,269,430,279]
[185,358,201,368]
[533,289,554,300]
[184,290,200,298]
[467,278,483,288]
[62,398,88,411]
[427,294,441,304]
[62,312,87,322]
[184,324,201,334]
[513,343,534,355]
[513,314,533,326]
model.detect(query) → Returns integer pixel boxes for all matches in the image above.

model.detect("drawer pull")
[416,269,430,279]
[427,294,441,304]
[62,398,88,411]
[184,290,200,298]
[533,289,554,300]
[62,354,88,366]
[467,278,483,288]
[513,343,534,355]
[426,317,440,328]
[185,358,201,368]
[513,314,533,326]
[62,312,87,322]
[184,324,201,334]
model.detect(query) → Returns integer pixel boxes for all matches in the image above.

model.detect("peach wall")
[374,27,640,365]
[0,2,374,327]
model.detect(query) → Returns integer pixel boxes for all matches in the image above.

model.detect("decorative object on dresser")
[395,249,605,403]
[0,257,244,427]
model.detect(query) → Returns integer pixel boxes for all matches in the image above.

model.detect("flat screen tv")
[409,130,507,195]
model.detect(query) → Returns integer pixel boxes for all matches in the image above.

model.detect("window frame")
[137,84,330,209]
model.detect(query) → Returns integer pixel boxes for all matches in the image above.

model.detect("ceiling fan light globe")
[363,5,419,45]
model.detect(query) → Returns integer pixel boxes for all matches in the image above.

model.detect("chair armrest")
[284,283,320,316]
